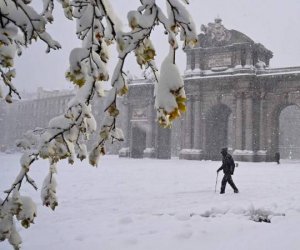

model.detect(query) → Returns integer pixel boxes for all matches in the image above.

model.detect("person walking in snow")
[275,152,280,164]
[217,148,239,194]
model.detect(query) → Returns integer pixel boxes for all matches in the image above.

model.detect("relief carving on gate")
[132,108,147,120]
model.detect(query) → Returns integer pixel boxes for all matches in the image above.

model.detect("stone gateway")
[119,19,300,162]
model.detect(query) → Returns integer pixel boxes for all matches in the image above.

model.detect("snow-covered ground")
[1,153,300,250]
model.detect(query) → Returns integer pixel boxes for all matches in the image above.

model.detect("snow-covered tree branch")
[0,0,61,103]
[0,0,197,248]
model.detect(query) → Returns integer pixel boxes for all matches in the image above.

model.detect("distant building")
[0,88,75,149]
[0,88,123,154]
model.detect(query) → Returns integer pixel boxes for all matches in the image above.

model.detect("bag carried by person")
[227,155,236,175]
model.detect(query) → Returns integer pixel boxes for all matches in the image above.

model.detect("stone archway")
[118,19,300,162]
[279,105,300,159]
[205,104,232,160]
[130,124,146,158]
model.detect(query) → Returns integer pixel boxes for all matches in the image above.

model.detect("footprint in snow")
[175,230,193,239]
[119,217,133,225]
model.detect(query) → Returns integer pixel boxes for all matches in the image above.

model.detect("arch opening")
[205,104,232,160]
[279,105,300,159]
[130,125,146,158]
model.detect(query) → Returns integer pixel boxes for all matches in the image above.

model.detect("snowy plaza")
[1,153,300,250]
[1,1,300,249]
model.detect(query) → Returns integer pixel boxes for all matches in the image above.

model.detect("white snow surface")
[1,153,300,250]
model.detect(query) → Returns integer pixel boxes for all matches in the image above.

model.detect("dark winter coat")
[275,152,280,164]
[217,153,235,175]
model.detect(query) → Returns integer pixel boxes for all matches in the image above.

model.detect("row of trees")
[0,0,197,248]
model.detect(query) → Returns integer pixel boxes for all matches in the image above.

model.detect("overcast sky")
[15,0,300,92]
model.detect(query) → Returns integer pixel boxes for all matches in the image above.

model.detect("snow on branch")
[0,0,197,248]
[0,0,61,103]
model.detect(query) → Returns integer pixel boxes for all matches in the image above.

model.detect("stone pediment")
[197,18,254,48]
[184,18,273,72]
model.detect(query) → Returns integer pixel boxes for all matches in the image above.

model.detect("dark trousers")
[221,174,238,193]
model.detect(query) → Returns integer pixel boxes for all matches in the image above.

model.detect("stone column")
[258,92,267,161]
[235,92,243,150]
[179,97,193,159]
[193,50,201,75]
[193,98,201,149]
[245,91,254,151]
[185,50,192,75]
[191,98,203,160]
[245,49,252,66]
[233,50,242,69]
[144,101,155,158]
[146,102,153,147]
[124,101,130,147]
[119,99,130,157]
[185,97,193,149]
[180,117,185,150]
[236,51,241,66]
[201,110,207,153]
[227,105,236,151]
